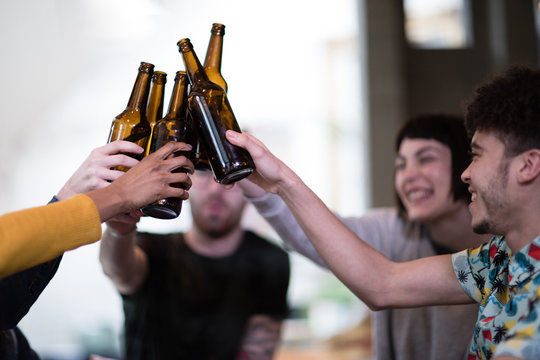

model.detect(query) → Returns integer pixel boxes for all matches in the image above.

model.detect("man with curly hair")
[226,66,540,360]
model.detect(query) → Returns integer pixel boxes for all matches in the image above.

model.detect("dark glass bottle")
[141,71,191,219]
[145,71,167,156]
[188,110,212,171]
[177,38,255,185]
[203,23,228,92]
[107,61,154,172]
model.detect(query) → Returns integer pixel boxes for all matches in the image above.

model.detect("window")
[404,0,472,49]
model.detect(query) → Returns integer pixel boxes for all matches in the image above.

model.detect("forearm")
[99,228,147,294]
[276,176,393,308]
[276,174,470,309]
[0,194,101,278]
[238,315,283,360]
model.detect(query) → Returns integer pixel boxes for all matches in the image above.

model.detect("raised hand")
[87,141,194,222]
[57,140,144,200]
[225,130,298,195]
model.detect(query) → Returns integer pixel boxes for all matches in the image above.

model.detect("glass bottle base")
[219,168,254,185]
[141,205,180,219]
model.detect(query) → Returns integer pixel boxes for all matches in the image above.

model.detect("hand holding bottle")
[57,140,145,201]
[225,130,298,196]
[88,141,194,222]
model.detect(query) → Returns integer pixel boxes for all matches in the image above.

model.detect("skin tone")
[227,129,539,360]
[394,138,488,251]
[462,131,540,253]
[59,140,194,222]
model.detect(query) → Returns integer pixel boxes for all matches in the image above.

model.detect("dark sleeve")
[0,196,63,329]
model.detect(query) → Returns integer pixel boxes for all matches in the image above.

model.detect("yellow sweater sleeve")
[0,194,102,278]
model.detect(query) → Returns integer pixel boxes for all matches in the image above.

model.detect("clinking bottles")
[140,71,192,219]
[107,61,154,171]
[203,23,227,92]
[145,71,167,156]
[187,22,228,171]
[177,38,255,185]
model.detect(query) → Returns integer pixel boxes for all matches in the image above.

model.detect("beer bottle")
[189,110,212,171]
[107,61,154,171]
[177,38,255,185]
[203,23,228,92]
[141,71,191,219]
[145,71,167,156]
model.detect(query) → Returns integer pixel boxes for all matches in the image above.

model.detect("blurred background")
[1,0,539,359]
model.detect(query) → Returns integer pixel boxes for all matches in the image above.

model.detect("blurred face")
[394,138,462,223]
[188,170,247,238]
[461,132,510,235]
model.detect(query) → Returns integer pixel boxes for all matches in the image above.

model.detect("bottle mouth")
[211,23,225,35]
[175,71,187,81]
[139,62,155,73]
[152,71,167,84]
[177,38,193,53]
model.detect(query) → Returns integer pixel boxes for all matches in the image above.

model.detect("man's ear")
[516,149,540,184]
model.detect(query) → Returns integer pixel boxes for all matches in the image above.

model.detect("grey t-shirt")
[249,193,478,360]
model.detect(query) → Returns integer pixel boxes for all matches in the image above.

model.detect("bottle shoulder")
[115,109,149,124]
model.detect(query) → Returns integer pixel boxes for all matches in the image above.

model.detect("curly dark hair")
[465,66,540,157]
[394,114,471,217]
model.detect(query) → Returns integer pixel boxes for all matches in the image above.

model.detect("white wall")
[0,0,369,357]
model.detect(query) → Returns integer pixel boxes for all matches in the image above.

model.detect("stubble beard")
[472,160,509,235]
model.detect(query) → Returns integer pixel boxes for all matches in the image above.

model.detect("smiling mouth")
[407,190,432,202]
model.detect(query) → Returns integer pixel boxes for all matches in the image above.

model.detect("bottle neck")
[204,33,224,70]
[127,66,153,111]
[165,73,188,119]
[178,39,212,88]
[146,80,166,124]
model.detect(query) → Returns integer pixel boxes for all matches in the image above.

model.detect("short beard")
[473,219,497,235]
[473,158,509,235]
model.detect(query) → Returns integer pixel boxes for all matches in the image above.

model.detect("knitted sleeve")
[0,194,102,278]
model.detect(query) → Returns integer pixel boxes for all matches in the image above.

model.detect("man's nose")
[461,163,472,184]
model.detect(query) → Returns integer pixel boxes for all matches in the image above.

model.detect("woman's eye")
[419,156,435,164]
[394,161,405,171]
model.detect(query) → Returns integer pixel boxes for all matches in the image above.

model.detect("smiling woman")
[1,0,365,358]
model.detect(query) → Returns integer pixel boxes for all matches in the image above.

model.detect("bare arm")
[237,315,283,360]
[99,226,148,295]
[226,130,472,310]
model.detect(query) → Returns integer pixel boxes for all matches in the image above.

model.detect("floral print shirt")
[453,236,540,359]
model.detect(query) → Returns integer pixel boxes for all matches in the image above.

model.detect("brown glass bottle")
[178,38,254,185]
[145,71,167,156]
[141,71,192,219]
[203,23,228,92]
[188,110,212,171]
[107,62,154,171]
